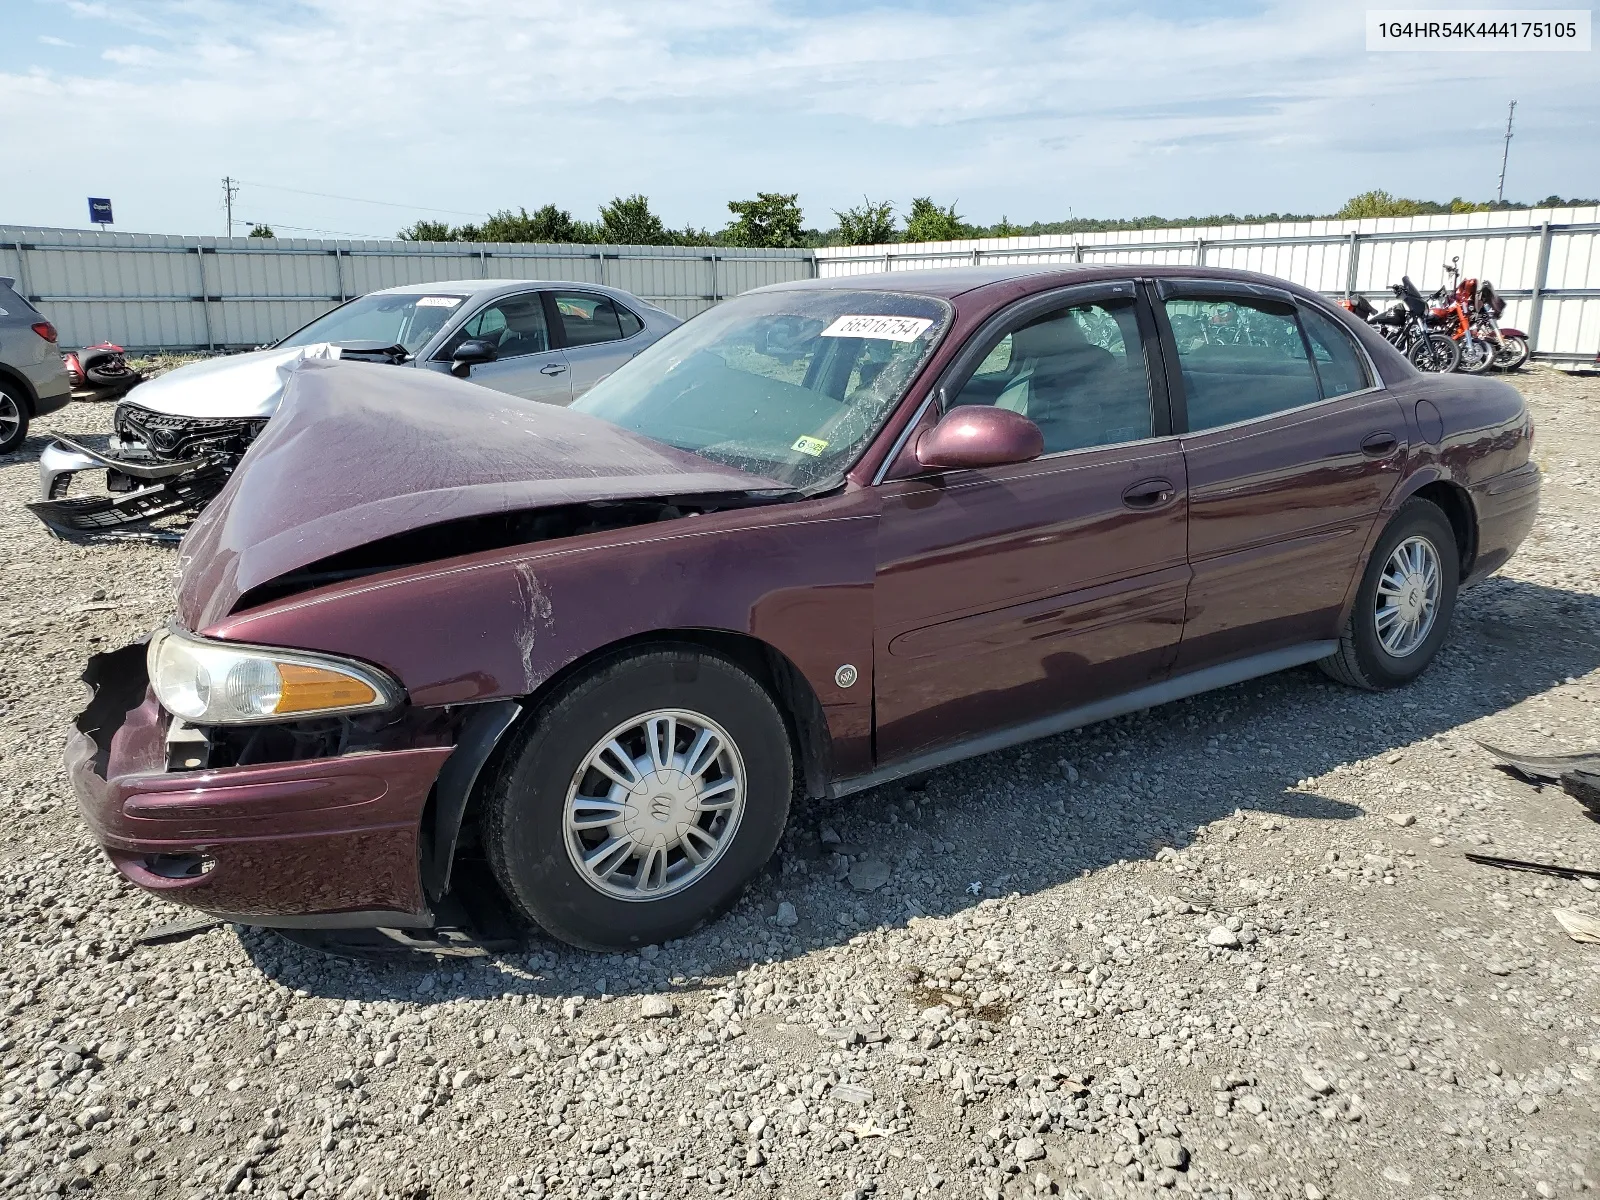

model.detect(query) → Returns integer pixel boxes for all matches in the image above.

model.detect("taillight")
[31,321,58,343]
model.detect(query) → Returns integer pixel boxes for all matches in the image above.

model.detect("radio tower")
[1496,101,1516,204]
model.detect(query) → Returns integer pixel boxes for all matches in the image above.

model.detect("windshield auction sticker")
[415,296,464,307]
[1367,9,1590,49]
[820,315,934,342]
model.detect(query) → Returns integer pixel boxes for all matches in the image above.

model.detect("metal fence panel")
[0,228,816,352]
[6,212,1598,360]
[817,205,1600,362]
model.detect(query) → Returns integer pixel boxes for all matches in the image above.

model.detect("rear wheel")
[484,646,793,950]
[0,384,28,455]
[1409,334,1460,373]
[1319,499,1459,690]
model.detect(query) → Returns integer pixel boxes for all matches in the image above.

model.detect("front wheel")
[1409,334,1460,373]
[483,646,793,950]
[1319,499,1460,690]
[1494,336,1530,372]
[1456,338,1494,374]
[0,384,28,455]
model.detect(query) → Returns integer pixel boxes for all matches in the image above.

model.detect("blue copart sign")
[88,197,113,225]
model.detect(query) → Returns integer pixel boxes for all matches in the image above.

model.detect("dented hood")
[177,359,785,628]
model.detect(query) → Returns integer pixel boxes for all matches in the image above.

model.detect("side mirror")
[450,338,497,377]
[916,405,1044,471]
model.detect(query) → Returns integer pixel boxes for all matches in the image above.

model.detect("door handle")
[1122,479,1176,510]
[540,363,567,376]
[1361,432,1399,457]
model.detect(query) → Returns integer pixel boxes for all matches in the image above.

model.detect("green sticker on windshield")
[791,436,829,457]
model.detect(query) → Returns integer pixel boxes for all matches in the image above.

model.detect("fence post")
[194,246,214,351]
[11,241,35,302]
[1194,239,1206,266]
[334,248,347,302]
[1074,244,1084,264]
[709,254,719,303]
[1526,222,1553,353]
[808,251,818,280]
[1344,232,1360,299]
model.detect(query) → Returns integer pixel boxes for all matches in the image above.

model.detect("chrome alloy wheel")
[1375,535,1442,657]
[563,709,747,901]
[0,393,20,446]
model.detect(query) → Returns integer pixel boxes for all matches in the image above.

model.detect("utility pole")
[221,176,240,237]
[1496,100,1516,204]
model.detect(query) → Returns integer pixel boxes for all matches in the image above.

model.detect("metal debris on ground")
[1465,852,1600,882]
[133,915,223,946]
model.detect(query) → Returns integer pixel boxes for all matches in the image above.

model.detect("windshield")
[570,289,950,489]
[277,292,466,354]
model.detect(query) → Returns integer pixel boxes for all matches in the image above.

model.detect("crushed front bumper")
[30,436,227,537]
[68,641,452,928]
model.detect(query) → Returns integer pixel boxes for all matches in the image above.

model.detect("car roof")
[756,263,1332,302]
[373,279,620,297]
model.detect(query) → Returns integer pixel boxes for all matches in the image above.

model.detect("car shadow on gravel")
[234,574,1600,1002]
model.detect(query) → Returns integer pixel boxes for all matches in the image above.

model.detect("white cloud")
[1,0,1594,235]
[37,34,74,46]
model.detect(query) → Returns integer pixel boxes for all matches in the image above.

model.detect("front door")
[873,284,1191,763]
[1154,283,1407,671]
[432,291,572,403]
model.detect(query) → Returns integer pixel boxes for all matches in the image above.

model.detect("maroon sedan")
[70,266,1539,949]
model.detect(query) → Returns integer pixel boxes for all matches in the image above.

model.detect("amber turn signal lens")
[274,663,379,715]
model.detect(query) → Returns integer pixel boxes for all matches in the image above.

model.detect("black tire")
[1409,334,1459,373]
[484,646,793,950]
[1319,499,1460,690]
[1494,336,1530,372]
[0,384,29,455]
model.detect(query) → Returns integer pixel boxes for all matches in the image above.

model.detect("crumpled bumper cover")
[30,437,226,537]
[69,641,451,928]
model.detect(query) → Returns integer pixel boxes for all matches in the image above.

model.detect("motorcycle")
[1340,277,1459,372]
[1427,262,1493,375]
[63,342,143,399]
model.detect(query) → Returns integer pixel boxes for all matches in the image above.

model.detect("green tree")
[397,219,458,241]
[903,197,970,243]
[478,205,600,243]
[599,194,673,245]
[834,197,897,246]
[1334,190,1432,220]
[246,223,275,238]
[724,192,805,248]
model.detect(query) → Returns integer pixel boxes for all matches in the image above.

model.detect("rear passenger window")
[1299,305,1371,398]
[1163,298,1320,431]
[617,306,644,338]
[553,293,626,347]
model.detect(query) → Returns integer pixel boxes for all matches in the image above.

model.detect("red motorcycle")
[63,341,142,399]
[1431,259,1530,373]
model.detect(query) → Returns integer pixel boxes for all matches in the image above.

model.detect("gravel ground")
[1,369,1597,1200]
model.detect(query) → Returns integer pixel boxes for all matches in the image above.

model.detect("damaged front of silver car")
[29,341,394,538]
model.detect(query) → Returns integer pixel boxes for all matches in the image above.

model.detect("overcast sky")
[2,0,1596,238]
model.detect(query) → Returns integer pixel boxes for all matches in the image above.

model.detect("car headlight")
[147,628,403,725]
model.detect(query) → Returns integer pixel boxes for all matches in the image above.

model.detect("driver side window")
[948,297,1152,455]
[454,294,550,360]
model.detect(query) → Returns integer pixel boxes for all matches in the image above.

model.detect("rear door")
[431,291,572,403]
[1153,280,1406,671]
[872,282,1191,762]
[545,291,649,399]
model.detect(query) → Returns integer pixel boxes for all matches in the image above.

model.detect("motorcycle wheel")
[1409,334,1460,373]
[1456,339,1494,375]
[1493,336,1530,372]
